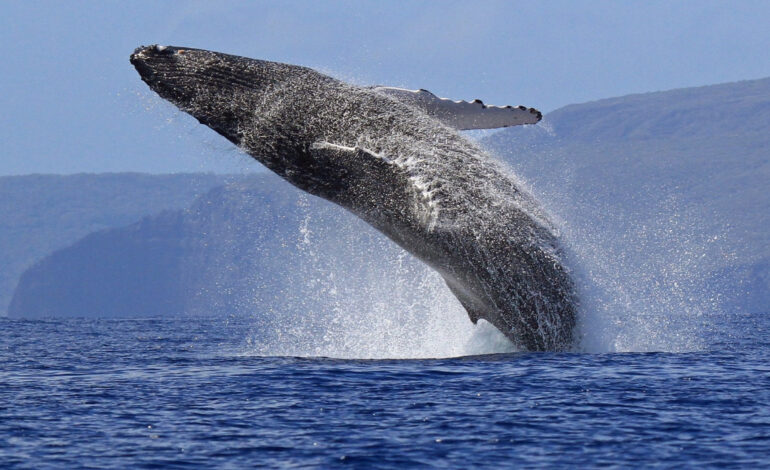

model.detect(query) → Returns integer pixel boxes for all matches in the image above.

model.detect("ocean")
[1,313,768,468]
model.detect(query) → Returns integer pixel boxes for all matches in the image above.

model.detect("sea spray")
[244,194,515,359]
[503,150,729,353]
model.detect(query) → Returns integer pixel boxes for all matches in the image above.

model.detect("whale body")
[130,45,576,351]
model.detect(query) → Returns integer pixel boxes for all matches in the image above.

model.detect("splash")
[147,85,719,357]
[243,194,517,359]
[134,89,522,359]
[237,147,724,358]
[567,207,724,353]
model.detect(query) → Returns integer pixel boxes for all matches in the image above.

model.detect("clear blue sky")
[1,0,769,175]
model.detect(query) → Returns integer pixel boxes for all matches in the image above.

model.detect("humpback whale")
[130,45,576,351]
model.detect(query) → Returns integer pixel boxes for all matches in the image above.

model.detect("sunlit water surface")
[1,313,769,469]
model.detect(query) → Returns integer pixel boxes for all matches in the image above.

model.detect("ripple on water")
[0,315,768,468]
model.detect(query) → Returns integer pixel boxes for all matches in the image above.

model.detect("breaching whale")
[130,45,576,351]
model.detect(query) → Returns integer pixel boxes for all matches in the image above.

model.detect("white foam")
[242,202,517,359]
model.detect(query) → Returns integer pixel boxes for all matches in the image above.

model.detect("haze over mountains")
[4,77,769,319]
[0,174,238,315]
[9,175,431,321]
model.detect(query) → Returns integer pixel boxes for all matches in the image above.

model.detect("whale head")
[130,45,329,165]
[130,45,405,203]
[133,45,245,145]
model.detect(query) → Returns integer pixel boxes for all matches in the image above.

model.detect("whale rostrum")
[130,45,577,351]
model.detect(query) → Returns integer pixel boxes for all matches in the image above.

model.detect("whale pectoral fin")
[443,277,486,325]
[372,86,542,130]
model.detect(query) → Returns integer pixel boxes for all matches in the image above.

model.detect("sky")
[1,0,769,175]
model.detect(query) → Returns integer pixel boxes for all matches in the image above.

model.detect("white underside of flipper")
[373,86,542,130]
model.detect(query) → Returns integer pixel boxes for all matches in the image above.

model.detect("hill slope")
[0,173,238,315]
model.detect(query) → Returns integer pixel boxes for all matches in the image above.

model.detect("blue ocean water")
[1,313,769,469]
